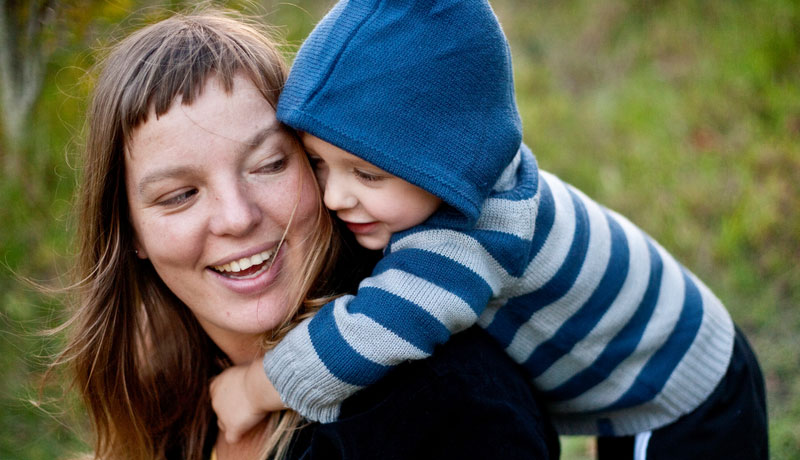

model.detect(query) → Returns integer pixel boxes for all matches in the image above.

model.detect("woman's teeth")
[212,248,276,273]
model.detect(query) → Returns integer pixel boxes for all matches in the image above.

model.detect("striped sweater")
[264,145,735,435]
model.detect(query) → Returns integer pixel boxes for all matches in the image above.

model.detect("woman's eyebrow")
[138,166,202,196]
[239,124,281,154]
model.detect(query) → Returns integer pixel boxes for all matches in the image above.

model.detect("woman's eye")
[355,169,383,182]
[255,157,287,174]
[159,189,197,207]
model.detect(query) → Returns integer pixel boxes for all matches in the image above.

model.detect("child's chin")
[355,235,389,251]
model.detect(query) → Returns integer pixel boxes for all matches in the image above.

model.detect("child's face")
[301,133,442,250]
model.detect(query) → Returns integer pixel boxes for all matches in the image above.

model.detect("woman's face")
[125,75,319,351]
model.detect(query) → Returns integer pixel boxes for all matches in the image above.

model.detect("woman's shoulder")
[288,327,559,459]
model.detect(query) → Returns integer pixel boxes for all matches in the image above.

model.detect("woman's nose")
[209,184,262,236]
[322,173,358,211]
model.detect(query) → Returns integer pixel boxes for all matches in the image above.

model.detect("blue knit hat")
[277,0,522,226]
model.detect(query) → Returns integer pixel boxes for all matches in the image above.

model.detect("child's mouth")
[344,221,378,234]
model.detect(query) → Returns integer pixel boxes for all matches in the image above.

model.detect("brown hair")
[52,10,337,460]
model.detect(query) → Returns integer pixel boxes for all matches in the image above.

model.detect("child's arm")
[264,155,539,423]
[209,356,285,443]
[263,245,503,423]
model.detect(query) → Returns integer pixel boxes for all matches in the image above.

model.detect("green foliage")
[1,0,798,458]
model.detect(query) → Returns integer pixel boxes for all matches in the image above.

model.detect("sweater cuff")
[263,320,362,423]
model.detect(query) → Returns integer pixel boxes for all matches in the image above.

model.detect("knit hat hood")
[277,0,522,226]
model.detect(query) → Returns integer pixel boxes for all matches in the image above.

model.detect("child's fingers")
[209,374,220,394]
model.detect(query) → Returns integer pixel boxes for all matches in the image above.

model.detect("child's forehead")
[302,133,382,167]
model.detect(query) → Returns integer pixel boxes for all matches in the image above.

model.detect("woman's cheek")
[271,163,320,229]
[138,210,204,266]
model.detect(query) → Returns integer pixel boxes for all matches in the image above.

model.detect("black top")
[285,327,560,460]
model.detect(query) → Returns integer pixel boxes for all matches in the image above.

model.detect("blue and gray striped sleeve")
[263,234,524,422]
[263,151,539,423]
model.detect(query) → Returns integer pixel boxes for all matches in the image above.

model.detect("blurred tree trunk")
[0,0,55,178]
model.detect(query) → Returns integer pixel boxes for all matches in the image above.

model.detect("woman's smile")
[207,244,286,296]
[210,246,278,276]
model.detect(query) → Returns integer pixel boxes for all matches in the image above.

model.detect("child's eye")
[354,169,384,182]
[307,154,323,168]
[308,156,327,179]
[158,188,198,207]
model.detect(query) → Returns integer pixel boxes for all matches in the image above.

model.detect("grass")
[1,0,798,458]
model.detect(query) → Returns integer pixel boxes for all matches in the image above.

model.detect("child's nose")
[323,175,358,211]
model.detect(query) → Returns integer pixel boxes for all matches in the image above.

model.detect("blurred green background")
[1,0,797,458]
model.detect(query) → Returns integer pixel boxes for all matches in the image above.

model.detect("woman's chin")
[195,308,284,361]
[170,246,296,345]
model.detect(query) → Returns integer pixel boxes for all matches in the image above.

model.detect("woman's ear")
[133,238,148,259]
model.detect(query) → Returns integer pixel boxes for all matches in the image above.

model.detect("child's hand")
[210,356,286,443]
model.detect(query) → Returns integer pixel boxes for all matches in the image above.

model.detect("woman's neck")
[219,336,263,365]
[215,419,271,460]
[196,318,264,364]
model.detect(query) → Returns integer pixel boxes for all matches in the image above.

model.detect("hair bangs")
[112,13,286,142]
